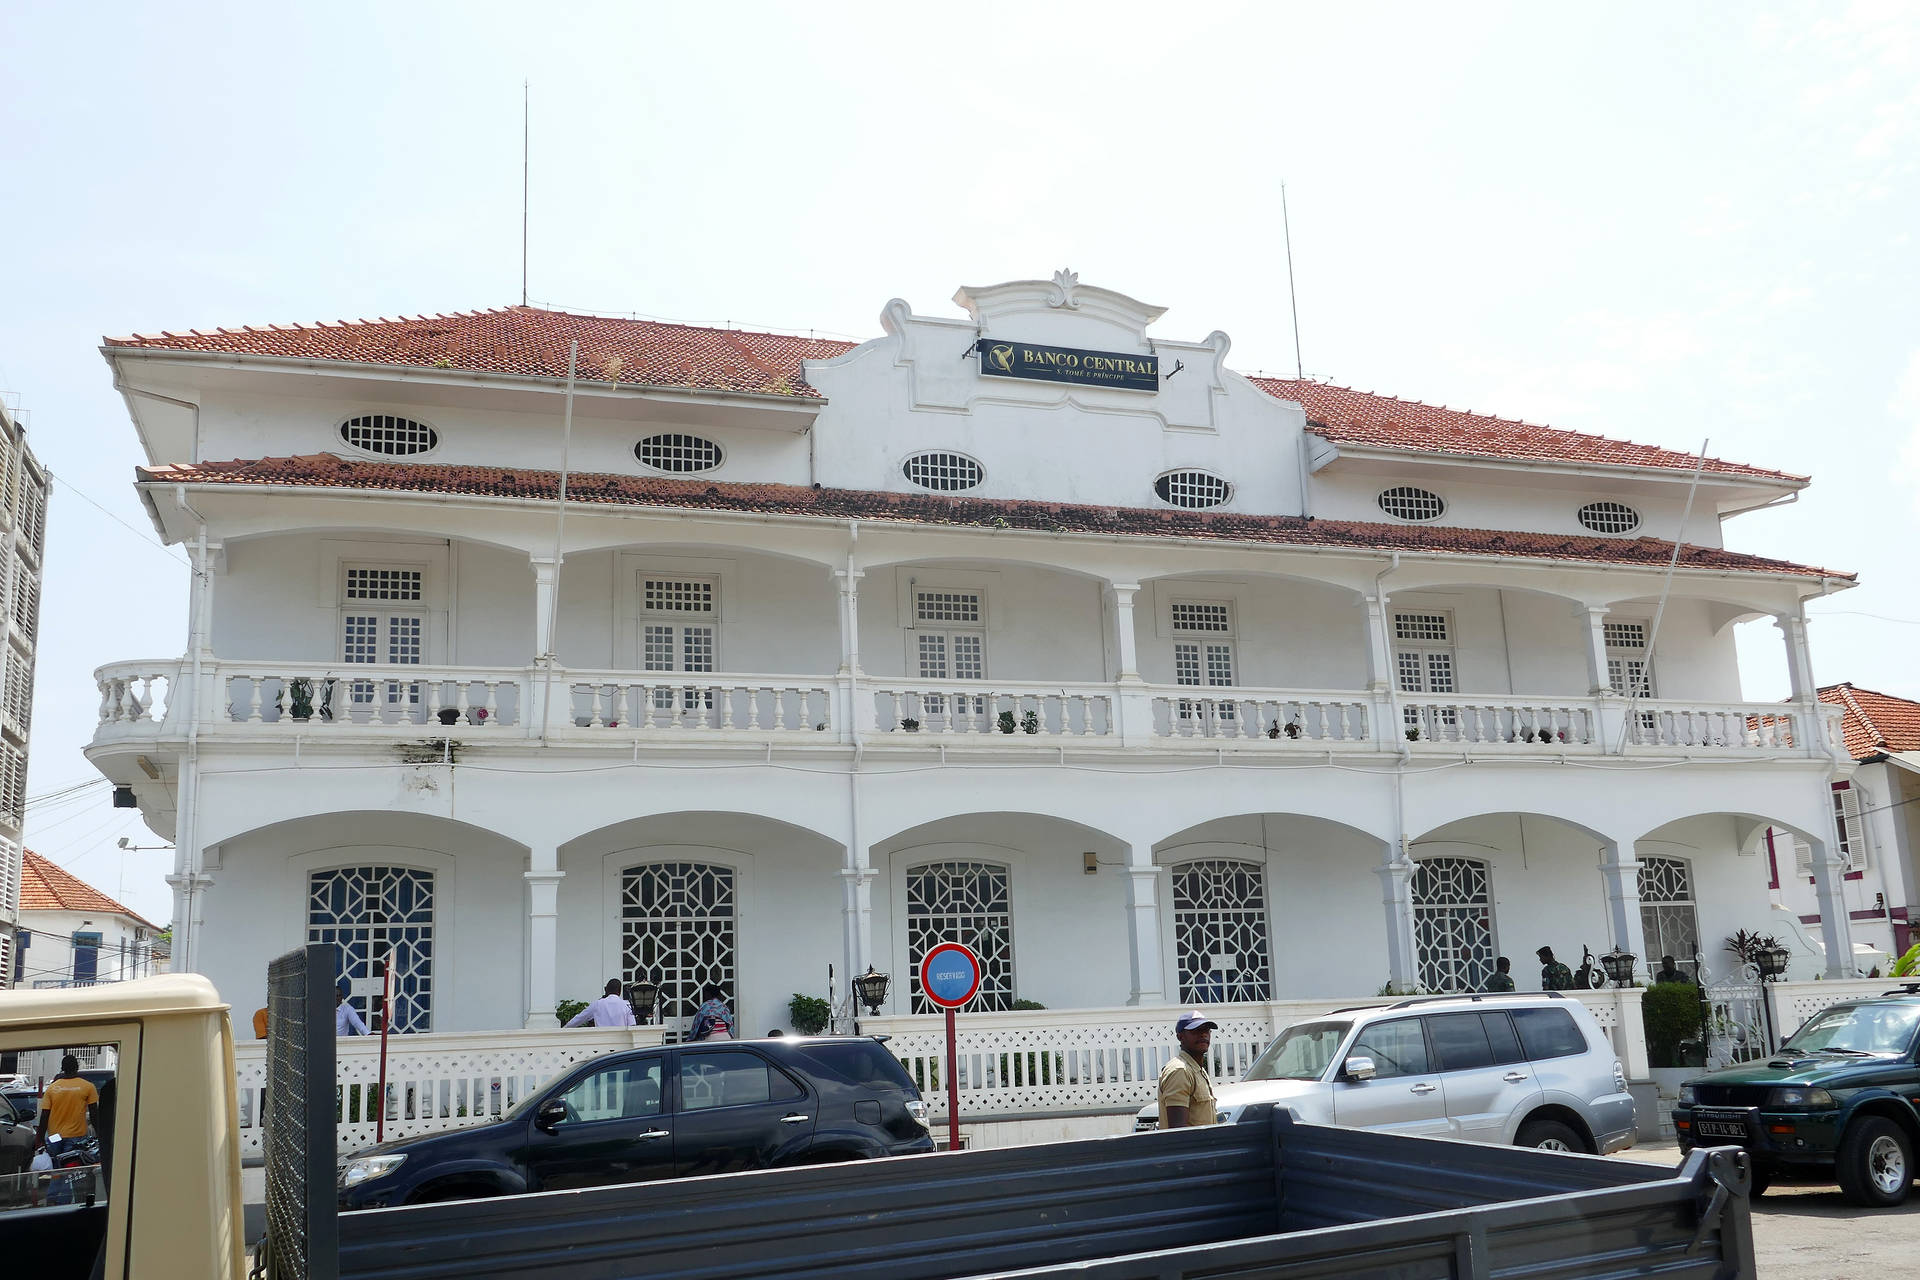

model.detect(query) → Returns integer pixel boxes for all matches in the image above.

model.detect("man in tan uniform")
[1157,1011,1219,1127]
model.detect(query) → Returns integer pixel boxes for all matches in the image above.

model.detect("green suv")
[1674,988,1920,1206]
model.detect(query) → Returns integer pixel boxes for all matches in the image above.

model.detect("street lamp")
[1599,947,1637,988]
[625,977,660,1025]
[852,966,891,1016]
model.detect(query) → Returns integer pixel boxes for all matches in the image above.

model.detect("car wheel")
[1515,1119,1584,1153]
[1836,1117,1913,1208]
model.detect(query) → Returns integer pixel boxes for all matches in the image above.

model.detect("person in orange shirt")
[36,1055,98,1145]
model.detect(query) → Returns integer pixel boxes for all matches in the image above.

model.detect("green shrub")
[1894,942,1919,978]
[555,998,589,1026]
[1642,980,1708,1067]
[789,993,831,1035]
[1011,998,1047,1010]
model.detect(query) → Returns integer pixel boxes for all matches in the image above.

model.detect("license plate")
[1694,1118,1748,1140]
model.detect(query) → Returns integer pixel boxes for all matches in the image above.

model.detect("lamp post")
[1756,943,1792,1053]
[1600,947,1637,989]
[626,977,660,1025]
[853,966,891,1017]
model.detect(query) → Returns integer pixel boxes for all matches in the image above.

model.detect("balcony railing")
[95,659,1834,759]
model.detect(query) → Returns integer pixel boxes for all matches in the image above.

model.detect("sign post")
[918,941,983,1153]
[374,949,394,1142]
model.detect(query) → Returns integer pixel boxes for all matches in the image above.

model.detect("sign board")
[975,338,1159,392]
[920,941,983,1010]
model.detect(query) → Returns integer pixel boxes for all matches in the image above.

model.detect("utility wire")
[45,471,189,567]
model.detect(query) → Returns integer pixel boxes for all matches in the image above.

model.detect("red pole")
[944,1005,961,1153]
[375,950,394,1142]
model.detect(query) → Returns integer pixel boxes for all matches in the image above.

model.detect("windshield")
[1244,1021,1351,1082]
[1781,1003,1920,1056]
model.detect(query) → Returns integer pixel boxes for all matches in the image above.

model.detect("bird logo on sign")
[985,343,1017,374]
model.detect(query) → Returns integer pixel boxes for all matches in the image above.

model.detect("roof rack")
[1879,982,1920,996]
[1326,991,1568,1016]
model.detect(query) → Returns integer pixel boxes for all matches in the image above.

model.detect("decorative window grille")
[1412,857,1494,992]
[341,564,426,711]
[1577,501,1641,534]
[1377,486,1446,521]
[635,433,724,474]
[913,590,986,717]
[1393,612,1455,730]
[308,866,435,1032]
[902,452,984,492]
[1172,601,1236,720]
[1604,620,1656,698]
[1153,470,1233,509]
[907,862,1013,1012]
[621,862,736,1024]
[1171,859,1271,1002]
[640,577,718,712]
[339,415,438,457]
[1637,856,1699,975]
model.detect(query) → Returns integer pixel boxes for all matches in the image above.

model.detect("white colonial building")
[88,273,1868,1066]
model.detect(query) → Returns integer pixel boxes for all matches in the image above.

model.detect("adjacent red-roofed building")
[86,273,1883,1133]
[14,852,159,990]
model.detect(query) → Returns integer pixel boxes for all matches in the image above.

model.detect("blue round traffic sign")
[920,942,982,1010]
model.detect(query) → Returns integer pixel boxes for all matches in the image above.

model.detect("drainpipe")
[1374,553,1418,992]
[841,520,869,1020]
[172,486,211,974]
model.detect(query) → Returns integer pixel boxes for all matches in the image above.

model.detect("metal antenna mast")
[521,81,530,306]
[1281,182,1304,379]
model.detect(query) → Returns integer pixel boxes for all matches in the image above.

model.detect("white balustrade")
[216,662,524,729]
[94,662,179,727]
[1627,702,1800,751]
[567,676,832,733]
[1150,690,1370,742]
[1766,978,1897,1040]
[1399,696,1597,748]
[233,1025,666,1158]
[873,683,1113,737]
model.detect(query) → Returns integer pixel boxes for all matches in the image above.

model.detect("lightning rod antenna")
[1282,182,1303,380]
[521,80,530,307]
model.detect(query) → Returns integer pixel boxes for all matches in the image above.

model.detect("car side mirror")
[535,1100,568,1132]
[1342,1055,1377,1082]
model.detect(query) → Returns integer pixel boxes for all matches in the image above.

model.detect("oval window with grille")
[1154,470,1233,509]
[1576,500,1641,534]
[635,433,724,474]
[902,451,984,492]
[340,415,438,457]
[1377,486,1446,521]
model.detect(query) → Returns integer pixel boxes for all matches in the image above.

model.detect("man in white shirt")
[335,988,370,1036]
[565,979,638,1028]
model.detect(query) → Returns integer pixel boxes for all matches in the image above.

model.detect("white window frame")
[1831,782,1871,874]
[1637,854,1701,976]
[339,561,430,713]
[1393,609,1457,731]
[910,586,989,719]
[1603,619,1657,698]
[1170,598,1237,721]
[638,574,721,713]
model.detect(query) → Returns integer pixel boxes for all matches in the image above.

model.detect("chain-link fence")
[261,943,338,1280]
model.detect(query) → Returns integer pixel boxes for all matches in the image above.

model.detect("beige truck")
[0,975,245,1280]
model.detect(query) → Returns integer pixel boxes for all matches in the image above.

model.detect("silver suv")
[1133,992,1636,1153]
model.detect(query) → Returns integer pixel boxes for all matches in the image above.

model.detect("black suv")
[338,1037,932,1208]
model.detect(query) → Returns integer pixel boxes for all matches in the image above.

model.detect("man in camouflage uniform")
[1484,956,1515,992]
[1536,945,1574,991]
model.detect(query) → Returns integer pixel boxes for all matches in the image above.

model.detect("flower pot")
[437,708,461,726]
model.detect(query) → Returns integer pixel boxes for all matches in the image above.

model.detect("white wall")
[15,907,154,988]
[1310,471,1728,549]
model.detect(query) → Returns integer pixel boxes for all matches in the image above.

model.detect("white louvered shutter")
[1833,784,1870,873]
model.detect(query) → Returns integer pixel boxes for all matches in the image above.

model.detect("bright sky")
[2,1,1916,928]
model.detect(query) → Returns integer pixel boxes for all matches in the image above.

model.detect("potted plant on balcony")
[285,677,315,722]
[997,710,1017,734]
[899,717,921,733]
[437,707,461,726]
[1021,710,1041,734]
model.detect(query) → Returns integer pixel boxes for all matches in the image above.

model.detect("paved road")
[1613,1142,1920,1279]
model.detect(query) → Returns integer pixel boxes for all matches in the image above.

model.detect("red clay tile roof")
[105,306,855,398]
[1250,377,1803,484]
[20,851,154,926]
[138,454,1851,580]
[1818,684,1920,760]
[107,306,1799,482]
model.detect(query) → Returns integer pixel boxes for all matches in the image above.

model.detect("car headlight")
[1677,1084,1696,1106]
[339,1154,406,1188]
[1767,1087,1835,1109]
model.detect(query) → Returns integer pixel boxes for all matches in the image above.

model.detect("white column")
[1809,835,1858,978]
[839,865,877,988]
[1362,592,1400,746]
[162,871,213,974]
[1775,610,1817,703]
[834,568,864,674]
[531,556,564,658]
[1125,848,1165,1006]
[1579,606,1613,696]
[524,852,564,1028]
[1597,840,1648,977]
[1376,848,1419,993]
[1107,583,1154,747]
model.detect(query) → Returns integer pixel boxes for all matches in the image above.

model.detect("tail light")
[905,1099,929,1128]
